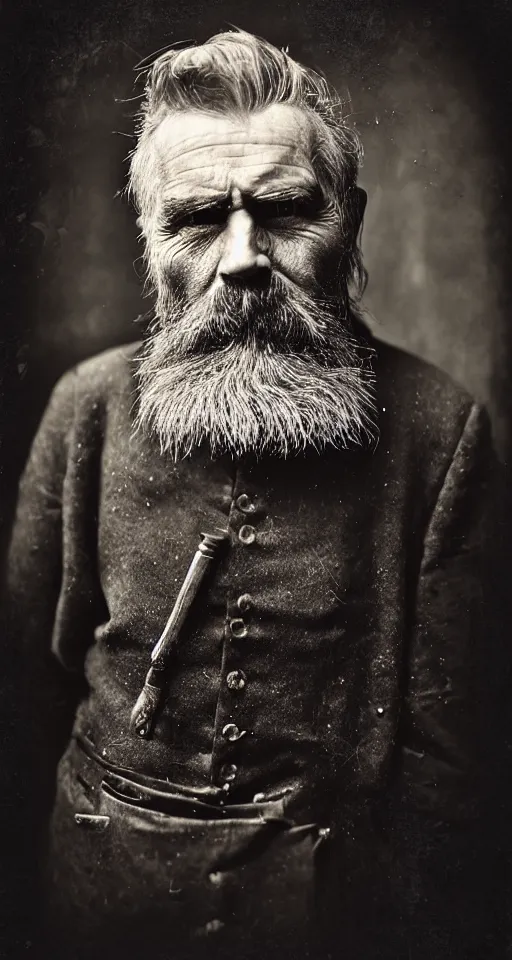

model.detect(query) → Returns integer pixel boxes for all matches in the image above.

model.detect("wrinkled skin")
[147,104,343,303]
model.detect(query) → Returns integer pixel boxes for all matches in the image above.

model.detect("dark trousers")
[39,735,480,960]
[41,737,335,960]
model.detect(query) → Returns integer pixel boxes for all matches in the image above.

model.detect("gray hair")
[128,29,367,298]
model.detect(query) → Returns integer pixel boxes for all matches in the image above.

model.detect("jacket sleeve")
[400,400,498,818]
[390,400,504,957]
[5,370,87,821]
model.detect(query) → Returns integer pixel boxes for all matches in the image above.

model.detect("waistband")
[71,734,293,823]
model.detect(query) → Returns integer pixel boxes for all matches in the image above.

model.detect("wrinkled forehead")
[151,103,320,201]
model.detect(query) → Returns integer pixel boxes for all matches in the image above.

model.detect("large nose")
[217,208,271,284]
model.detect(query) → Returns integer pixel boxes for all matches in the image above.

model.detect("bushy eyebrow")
[162,183,323,223]
[249,183,323,207]
[252,179,320,197]
[161,195,230,223]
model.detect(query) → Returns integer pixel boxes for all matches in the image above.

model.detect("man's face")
[149,103,342,302]
[136,102,375,460]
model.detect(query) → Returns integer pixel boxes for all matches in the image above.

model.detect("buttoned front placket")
[212,469,268,796]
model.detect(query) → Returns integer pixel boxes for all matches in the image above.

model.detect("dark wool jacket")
[6,336,499,958]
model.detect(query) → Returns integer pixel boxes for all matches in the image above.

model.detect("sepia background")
[3,0,512,523]
[1,0,512,952]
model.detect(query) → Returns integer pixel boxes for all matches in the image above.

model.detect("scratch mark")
[328,587,347,606]
[312,548,345,603]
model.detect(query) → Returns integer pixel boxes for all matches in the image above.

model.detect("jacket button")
[237,593,254,613]
[236,493,256,513]
[226,670,247,690]
[222,723,244,741]
[209,871,224,886]
[229,618,248,639]
[239,524,256,545]
[219,762,237,781]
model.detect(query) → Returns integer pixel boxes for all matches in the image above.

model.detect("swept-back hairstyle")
[129,29,367,299]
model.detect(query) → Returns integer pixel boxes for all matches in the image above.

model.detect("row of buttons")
[228,591,253,645]
[223,590,250,741]
[218,493,261,788]
[237,492,261,546]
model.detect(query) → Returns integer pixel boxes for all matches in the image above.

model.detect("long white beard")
[135,279,378,460]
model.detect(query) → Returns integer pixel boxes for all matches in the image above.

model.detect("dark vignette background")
[1,0,512,956]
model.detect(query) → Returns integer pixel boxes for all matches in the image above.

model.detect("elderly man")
[8,29,498,960]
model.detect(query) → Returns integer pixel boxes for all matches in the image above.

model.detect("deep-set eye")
[180,206,227,229]
[255,196,320,223]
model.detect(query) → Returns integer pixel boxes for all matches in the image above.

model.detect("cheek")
[272,227,341,285]
[150,234,221,293]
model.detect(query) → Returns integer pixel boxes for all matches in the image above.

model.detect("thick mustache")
[165,278,334,356]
